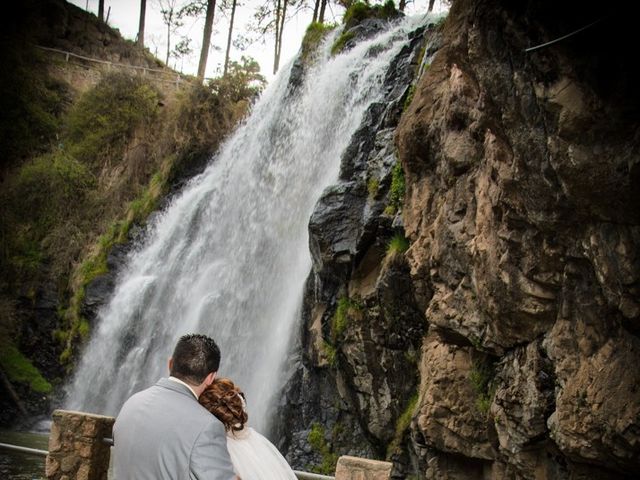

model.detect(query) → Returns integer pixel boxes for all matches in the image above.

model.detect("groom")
[113,334,237,480]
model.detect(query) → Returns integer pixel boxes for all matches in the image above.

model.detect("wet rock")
[281,18,434,469]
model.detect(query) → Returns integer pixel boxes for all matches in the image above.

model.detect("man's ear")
[205,371,216,386]
[168,357,174,374]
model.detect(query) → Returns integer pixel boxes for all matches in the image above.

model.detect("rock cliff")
[397,0,639,477]
[283,0,639,478]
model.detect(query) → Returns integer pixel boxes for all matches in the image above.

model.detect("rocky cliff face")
[396,0,639,477]
[280,15,441,476]
[284,0,639,478]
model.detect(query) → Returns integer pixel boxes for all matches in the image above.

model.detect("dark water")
[0,430,48,480]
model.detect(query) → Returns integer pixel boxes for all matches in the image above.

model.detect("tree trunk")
[98,0,104,21]
[399,0,407,12]
[318,0,327,24]
[197,0,217,80]
[273,0,282,75]
[428,0,435,12]
[273,0,287,73]
[137,0,147,47]
[166,20,171,65]
[312,0,320,23]
[223,0,238,76]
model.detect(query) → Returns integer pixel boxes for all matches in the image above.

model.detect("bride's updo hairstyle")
[199,377,248,432]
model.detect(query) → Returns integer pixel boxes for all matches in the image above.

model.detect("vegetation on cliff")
[331,1,399,55]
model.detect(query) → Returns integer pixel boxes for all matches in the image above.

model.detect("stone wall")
[46,409,114,480]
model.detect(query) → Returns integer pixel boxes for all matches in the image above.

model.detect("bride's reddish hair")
[199,377,248,432]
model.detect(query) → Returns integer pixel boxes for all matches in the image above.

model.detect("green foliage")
[385,160,406,215]
[330,31,356,56]
[66,72,160,163]
[332,0,398,55]
[386,392,418,458]
[209,56,266,104]
[1,151,95,279]
[0,343,52,393]
[386,232,410,256]
[343,1,398,30]
[470,357,497,414]
[367,177,380,198]
[331,296,362,340]
[302,22,336,62]
[403,84,416,111]
[14,151,95,214]
[323,341,337,367]
[171,57,265,158]
[308,422,339,475]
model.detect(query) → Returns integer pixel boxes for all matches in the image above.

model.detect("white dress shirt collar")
[168,376,198,399]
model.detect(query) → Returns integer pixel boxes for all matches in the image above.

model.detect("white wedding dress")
[226,427,298,480]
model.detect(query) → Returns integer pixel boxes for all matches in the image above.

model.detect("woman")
[199,377,298,480]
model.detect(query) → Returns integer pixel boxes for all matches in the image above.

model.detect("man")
[113,334,237,480]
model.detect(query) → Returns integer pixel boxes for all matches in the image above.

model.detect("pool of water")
[0,430,48,480]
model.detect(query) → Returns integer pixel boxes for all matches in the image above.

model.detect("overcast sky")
[69,0,445,82]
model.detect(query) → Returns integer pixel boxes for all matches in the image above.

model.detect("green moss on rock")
[302,22,336,62]
[0,343,53,394]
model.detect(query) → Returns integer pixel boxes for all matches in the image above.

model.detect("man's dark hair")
[170,334,221,385]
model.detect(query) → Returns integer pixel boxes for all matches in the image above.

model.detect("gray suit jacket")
[113,377,236,480]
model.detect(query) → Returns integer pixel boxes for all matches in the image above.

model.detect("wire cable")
[524,16,606,53]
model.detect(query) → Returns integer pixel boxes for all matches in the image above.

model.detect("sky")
[68,0,447,83]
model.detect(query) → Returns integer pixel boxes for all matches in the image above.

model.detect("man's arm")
[190,420,236,480]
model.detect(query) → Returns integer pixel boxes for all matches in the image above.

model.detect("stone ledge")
[46,409,114,480]
[335,455,392,480]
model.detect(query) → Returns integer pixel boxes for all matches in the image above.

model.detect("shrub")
[331,296,362,340]
[385,160,406,215]
[367,177,380,198]
[386,392,418,458]
[323,341,337,367]
[308,423,339,475]
[343,0,398,30]
[66,72,160,163]
[1,151,95,278]
[302,22,336,62]
[470,357,497,414]
[386,232,410,257]
[332,0,399,55]
[208,56,266,105]
[330,31,356,56]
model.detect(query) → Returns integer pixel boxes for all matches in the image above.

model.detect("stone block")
[45,456,60,477]
[46,409,115,480]
[335,456,392,480]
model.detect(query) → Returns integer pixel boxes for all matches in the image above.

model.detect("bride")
[199,377,298,480]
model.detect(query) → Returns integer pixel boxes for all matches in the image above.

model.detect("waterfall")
[66,15,427,433]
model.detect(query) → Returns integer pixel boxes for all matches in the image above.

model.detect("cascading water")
[66,15,427,433]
